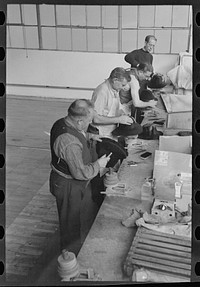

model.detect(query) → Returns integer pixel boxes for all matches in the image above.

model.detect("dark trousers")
[91,174,106,208]
[136,81,152,124]
[49,170,98,251]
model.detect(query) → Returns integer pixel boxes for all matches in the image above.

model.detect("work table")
[77,139,158,281]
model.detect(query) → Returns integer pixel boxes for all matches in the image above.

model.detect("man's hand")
[147,100,157,107]
[90,134,102,142]
[118,115,133,125]
[97,153,112,168]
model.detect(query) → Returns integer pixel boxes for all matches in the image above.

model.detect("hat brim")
[96,137,127,168]
[148,75,167,89]
[112,122,143,137]
[139,89,157,102]
[148,82,167,89]
[87,124,99,134]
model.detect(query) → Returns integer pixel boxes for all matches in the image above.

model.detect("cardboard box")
[161,93,192,131]
[159,135,192,154]
[166,111,192,130]
[153,150,192,205]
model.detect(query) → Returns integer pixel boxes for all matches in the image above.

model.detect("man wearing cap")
[92,67,142,138]
[49,99,112,251]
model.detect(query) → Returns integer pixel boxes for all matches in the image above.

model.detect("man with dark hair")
[49,99,112,251]
[125,35,168,91]
[119,64,157,123]
[120,63,156,109]
[124,35,157,68]
[91,67,132,137]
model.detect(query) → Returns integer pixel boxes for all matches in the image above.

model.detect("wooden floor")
[5,96,73,283]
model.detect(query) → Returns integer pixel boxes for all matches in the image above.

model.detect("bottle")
[141,179,153,202]
[174,173,183,199]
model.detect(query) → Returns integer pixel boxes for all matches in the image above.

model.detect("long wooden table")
[77,140,158,281]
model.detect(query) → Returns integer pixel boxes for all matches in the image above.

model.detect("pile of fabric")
[122,208,191,238]
[138,104,167,140]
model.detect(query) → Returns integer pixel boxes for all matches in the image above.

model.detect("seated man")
[119,63,158,123]
[92,67,141,138]
[91,68,143,207]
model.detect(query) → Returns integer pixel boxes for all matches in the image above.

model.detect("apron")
[98,96,120,138]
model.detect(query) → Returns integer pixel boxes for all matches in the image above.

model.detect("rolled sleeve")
[65,143,100,180]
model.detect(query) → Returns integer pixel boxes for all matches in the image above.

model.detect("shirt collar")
[64,117,87,138]
[106,79,119,96]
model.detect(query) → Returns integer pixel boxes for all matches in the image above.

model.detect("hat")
[87,124,99,134]
[112,121,143,137]
[148,74,167,89]
[96,137,127,168]
[139,89,157,102]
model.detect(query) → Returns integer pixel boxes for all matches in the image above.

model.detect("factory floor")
[6,95,72,228]
[5,95,81,285]
[5,95,159,285]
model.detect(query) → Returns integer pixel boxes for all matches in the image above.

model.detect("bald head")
[66,99,94,132]
[68,99,94,120]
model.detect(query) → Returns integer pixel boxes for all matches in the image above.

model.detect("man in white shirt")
[92,67,132,138]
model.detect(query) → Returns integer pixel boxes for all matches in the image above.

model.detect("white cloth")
[136,217,191,238]
[167,65,192,90]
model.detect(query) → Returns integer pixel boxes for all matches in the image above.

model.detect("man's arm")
[54,134,100,180]
[92,81,133,125]
[93,111,133,125]
[54,134,112,180]
[130,76,157,108]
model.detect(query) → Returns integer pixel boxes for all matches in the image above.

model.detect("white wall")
[6,49,178,99]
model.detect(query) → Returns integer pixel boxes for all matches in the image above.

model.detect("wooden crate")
[123,226,191,281]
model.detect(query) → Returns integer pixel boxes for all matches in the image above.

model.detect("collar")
[64,117,87,137]
[64,117,75,128]
[142,47,149,53]
[106,79,119,96]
